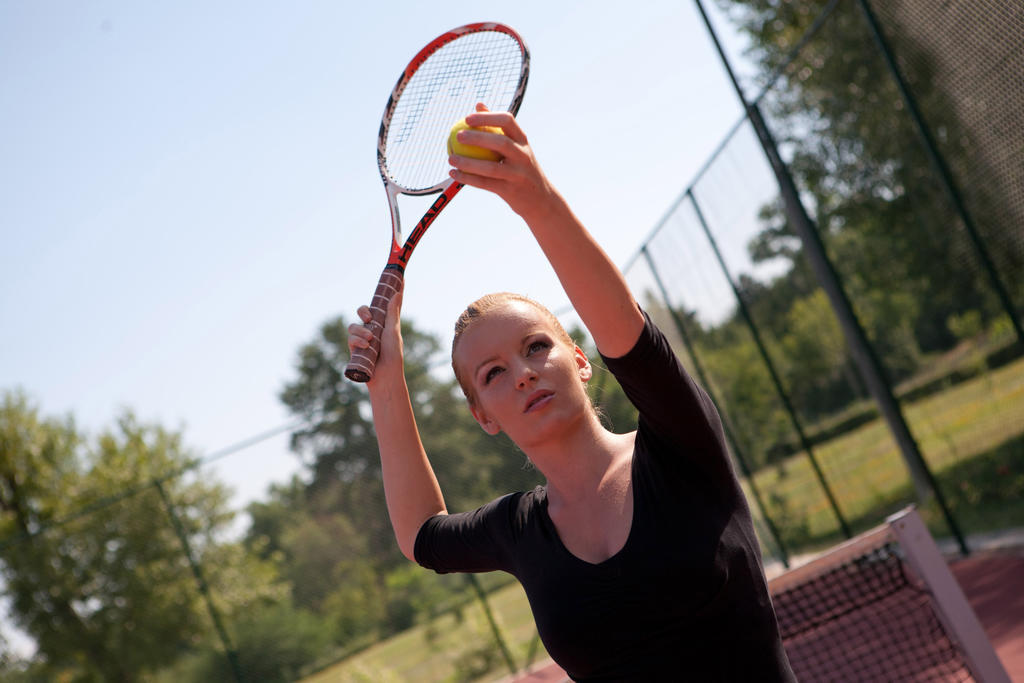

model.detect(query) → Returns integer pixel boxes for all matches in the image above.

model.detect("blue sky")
[0,1,756,515]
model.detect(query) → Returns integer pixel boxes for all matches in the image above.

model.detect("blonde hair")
[451,293,573,405]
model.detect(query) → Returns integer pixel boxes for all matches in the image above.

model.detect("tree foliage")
[715,0,1019,364]
[0,390,286,681]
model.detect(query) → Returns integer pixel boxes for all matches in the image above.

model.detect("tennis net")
[768,507,1009,682]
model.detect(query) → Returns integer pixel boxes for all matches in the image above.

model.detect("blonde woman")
[348,106,794,681]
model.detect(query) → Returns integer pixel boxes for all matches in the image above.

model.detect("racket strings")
[385,30,525,192]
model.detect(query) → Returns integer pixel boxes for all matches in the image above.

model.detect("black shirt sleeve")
[413,492,524,574]
[600,309,732,479]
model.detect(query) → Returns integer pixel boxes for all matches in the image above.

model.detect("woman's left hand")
[447,103,558,224]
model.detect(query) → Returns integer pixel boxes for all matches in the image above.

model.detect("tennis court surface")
[506,515,1024,682]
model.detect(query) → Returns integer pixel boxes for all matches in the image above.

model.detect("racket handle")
[345,267,405,383]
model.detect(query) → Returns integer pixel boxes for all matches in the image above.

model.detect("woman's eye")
[484,366,503,384]
[527,340,549,355]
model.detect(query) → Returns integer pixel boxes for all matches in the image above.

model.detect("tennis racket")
[345,22,530,383]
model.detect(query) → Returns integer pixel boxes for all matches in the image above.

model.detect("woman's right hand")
[348,290,405,386]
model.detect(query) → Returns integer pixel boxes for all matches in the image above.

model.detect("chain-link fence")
[3,1,1022,680]
[623,0,1024,575]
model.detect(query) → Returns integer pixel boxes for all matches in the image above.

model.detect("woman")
[348,105,794,681]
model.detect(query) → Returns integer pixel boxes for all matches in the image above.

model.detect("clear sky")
[0,1,757,516]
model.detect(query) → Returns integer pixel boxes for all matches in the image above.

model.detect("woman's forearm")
[368,374,447,562]
[520,190,643,358]
[449,108,644,357]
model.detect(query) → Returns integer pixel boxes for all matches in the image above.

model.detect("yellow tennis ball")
[447,118,504,161]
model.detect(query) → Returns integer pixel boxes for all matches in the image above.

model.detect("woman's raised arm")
[348,291,446,561]
[448,106,645,358]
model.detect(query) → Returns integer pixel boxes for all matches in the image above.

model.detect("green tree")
[779,290,852,416]
[719,0,1022,357]
[773,1,1020,305]
[272,315,540,643]
[0,390,285,681]
[705,335,792,466]
[172,601,333,683]
[246,479,390,647]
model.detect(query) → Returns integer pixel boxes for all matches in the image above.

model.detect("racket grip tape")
[344,268,405,383]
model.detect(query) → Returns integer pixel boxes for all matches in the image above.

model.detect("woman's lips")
[524,390,554,413]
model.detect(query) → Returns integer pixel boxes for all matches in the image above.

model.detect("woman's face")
[452,301,592,447]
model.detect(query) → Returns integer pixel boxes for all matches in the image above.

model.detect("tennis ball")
[447,118,504,161]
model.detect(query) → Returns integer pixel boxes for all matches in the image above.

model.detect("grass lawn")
[301,579,542,683]
[746,354,1024,555]
[304,356,1024,682]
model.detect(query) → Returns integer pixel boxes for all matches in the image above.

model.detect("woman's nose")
[514,361,538,389]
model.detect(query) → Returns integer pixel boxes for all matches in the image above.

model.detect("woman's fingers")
[448,152,514,180]
[466,107,528,145]
[447,104,555,222]
[448,165,508,195]
[346,286,405,385]
[367,289,405,383]
[348,306,373,350]
[348,321,374,349]
[347,303,385,351]
[448,104,529,174]
[449,131,522,175]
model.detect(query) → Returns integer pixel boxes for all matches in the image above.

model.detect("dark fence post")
[155,480,244,682]
[687,189,852,540]
[692,0,968,555]
[466,574,518,676]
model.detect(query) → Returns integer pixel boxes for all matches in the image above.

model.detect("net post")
[887,508,1010,683]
